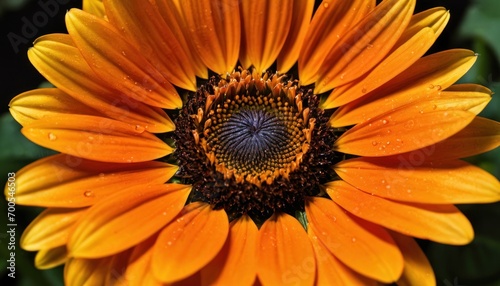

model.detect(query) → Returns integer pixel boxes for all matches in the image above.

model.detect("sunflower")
[7,0,500,285]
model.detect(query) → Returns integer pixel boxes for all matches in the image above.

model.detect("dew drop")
[340,73,346,80]
[134,125,145,133]
[381,119,388,125]
[167,241,172,246]
[366,43,373,50]
[323,2,329,8]
[404,120,415,129]
[428,84,435,89]
[432,104,438,110]
[48,132,57,141]
[83,190,94,197]
[121,51,126,56]
[407,189,412,193]
[385,185,391,189]
[435,85,442,91]
[361,87,367,93]
[372,141,378,146]
[351,237,357,242]
[98,173,105,178]
[381,179,386,184]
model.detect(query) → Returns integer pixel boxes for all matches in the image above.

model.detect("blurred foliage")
[1,0,500,285]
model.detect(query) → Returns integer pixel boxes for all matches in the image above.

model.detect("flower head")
[7,0,500,285]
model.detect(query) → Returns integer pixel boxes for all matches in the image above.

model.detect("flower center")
[188,71,315,186]
[172,70,338,222]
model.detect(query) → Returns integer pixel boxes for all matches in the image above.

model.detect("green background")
[1,0,499,285]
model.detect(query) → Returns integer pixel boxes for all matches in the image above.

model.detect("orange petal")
[11,154,177,207]
[331,49,477,127]
[240,0,292,72]
[334,157,500,204]
[299,0,375,85]
[391,232,436,286]
[66,9,181,109]
[9,88,101,127]
[21,207,87,251]
[315,0,415,93]
[426,116,500,160]
[35,245,68,269]
[396,7,449,47]
[65,257,112,286]
[22,114,172,163]
[201,215,258,286]
[440,84,492,114]
[104,0,197,90]
[65,250,132,286]
[325,6,451,110]
[152,202,229,283]
[256,213,315,286]
[82,0,104,18]
[155,0,207,79]
[306,197,403,283]
[322,27,435,109]
[120,236,162,286]
[180,0,240,74]
[308,227,376,286]
[277,0,314,73]
[68,184,191,258]
[334,107,475,157]
[326,180,474,245]
[28,34,174,133]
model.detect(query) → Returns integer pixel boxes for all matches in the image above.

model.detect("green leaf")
[427,203,500,286]
[0,112,56,175]
[458,0,500,63]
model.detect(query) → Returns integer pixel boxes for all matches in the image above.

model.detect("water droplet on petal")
[351,237,357,242]
[372,141,378,146]
[386,185,391,189]
[428,84,435,89]
[404,120,415,129]
[366,43,373,50]
[381,119,388,124]
[323,2,329,8]
[436,85,442,91]
[48,132,57,141]
[134,125,145,133]
[361,87,367,93]
[84,190,94,197]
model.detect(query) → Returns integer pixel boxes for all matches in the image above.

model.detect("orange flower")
[6,0,500,285]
